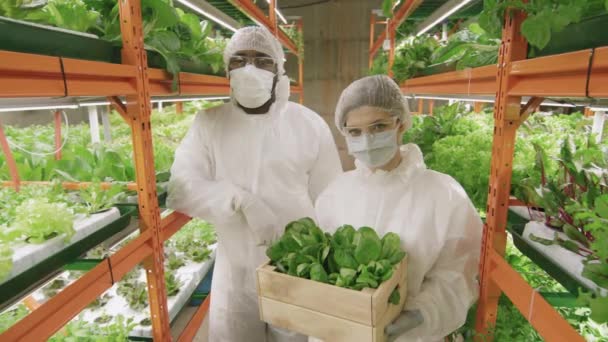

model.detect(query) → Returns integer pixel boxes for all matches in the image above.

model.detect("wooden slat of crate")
[257,257,408,342]
[362,261,409,341]
[260,297,374,342]
[371,257,408,326]
[257,264,373,325]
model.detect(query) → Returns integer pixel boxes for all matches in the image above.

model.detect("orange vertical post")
[118,1,171,341]
[297,19,304,104]
[54,110,62,160]
[388,25,396,78]
[269,0,278,35]
[369,12,376,69]
[428,100,434,116]
[474,11,528,340]
[0,120,20,191]
[474,102,484,113]
[176,102,183,114]
[418,98,423,114]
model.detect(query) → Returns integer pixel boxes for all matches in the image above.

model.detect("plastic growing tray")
[73,246,217,339]
[0,206,136,309]
[529,14,608,58]
[506,217,596,296]
[0,17,223,77]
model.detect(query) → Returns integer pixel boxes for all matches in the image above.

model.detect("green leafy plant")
[164,269,181,297]
[281,24,304,59]
[77,182,126,214]
[93,313,113,324]
[381,0,397,17]
[430,23,499,70]
[392,34,440,82]
[522,138,608,291]
[25,0,101,32]
[43,278,69,298]
[479,0,608,50]
[139,317,152,326]
[48,314,136,341]
[267,218,406,303]
[165,251,185,270]
[117,278,148,311]
[168,218,216,263]
[87,293,112,310]
[0,304,29,334]
[2,198,75,244]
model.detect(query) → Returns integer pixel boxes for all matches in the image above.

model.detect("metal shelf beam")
[401,64,498,95]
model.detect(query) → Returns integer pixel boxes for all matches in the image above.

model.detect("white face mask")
[229,65,275,109]
[346,128,399,168]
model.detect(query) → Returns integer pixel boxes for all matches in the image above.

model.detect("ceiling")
[207,0,484,29]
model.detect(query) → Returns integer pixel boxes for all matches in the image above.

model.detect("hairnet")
[224,26,285,74]
[335,75,411,134]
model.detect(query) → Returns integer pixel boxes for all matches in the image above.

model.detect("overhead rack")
[393,6,607,342]
[0,0,305,340]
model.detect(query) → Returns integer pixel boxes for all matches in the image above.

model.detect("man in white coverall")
[166,26,342,342]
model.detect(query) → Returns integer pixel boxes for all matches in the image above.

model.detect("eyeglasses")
[344,118,399,138]
[228,56,276,72]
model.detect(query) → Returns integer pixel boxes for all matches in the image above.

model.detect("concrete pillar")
[284,0,382,170]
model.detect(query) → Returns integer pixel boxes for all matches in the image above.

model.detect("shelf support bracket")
[519,96,544,125]
[108,96,130,124]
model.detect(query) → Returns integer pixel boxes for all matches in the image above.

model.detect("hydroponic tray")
[0,206,135,308]
[74,245,216,338]
[507,221,606,296]
[0,17,224,77]
[530,14,608,58]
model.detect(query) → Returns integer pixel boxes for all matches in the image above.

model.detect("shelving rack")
[0,0,303,340]
[399,9,607,342]
[368,0,422,78]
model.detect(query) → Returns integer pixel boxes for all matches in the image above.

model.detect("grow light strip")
[0,105,78,113]
[416,0,474,36]
[588,106,608,111]
[266,0,288,25]
[404,95,579,108]
[78,97,229,107]
[176,0,238,32]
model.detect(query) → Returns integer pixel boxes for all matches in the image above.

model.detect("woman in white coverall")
[167,27,342,342]
[314,75,483,342]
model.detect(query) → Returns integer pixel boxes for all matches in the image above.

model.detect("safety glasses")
[228,55,276,72]
[344,117,400,138]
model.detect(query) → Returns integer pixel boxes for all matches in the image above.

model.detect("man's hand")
[240,192,279,246]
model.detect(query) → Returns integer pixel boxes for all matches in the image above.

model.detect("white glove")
[240,192,279,246]
[385,310,424,342]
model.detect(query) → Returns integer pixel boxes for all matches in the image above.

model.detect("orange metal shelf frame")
[0,50,65,97]
[229,0,298,55]
[389,11,608,342]
[369,0,423,66]
[508,49,592,97]
[589,46,608,97]
[401,64,498,95]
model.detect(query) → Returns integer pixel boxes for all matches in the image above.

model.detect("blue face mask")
[346,128,399,168]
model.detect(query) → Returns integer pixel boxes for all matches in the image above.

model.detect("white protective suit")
[314,143,483,342]
[167,27,342,342]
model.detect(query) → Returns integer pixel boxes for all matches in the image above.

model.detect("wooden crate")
[256,257,408,342]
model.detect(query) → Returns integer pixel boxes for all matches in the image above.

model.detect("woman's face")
[343,106,405,170]
[344,106,402,143]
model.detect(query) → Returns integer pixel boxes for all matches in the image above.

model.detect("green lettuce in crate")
[266,218,407,304]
